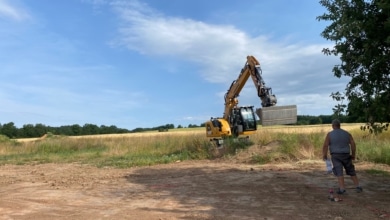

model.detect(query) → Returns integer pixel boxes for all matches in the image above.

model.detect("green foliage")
[0,122,18,138]
[188,124,200,128]
[35,141,107,155]
[361,123,389,135]
[0,134,18,146]
[222,137,254,155]
[182,137,215,159]
[0,122,131,138]
[365,169,390,177]
[330,91,347,118]
[130,124,175,133]
[158,128,169,132]
[296,114,360,125]
[297,115,325,125]
[0,134,10,143]
[82,123,100,135]
[318,0,390,133]
[352,130,390,164]
[276,133,324,161]
[251,154,272,164]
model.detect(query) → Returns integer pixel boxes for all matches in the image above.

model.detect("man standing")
[322,119,363,194]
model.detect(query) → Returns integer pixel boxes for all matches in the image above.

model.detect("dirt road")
[1,158,389,220]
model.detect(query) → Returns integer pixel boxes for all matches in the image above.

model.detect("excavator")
[205,55,297,145]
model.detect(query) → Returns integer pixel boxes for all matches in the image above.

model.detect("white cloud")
[110,0,250,80]
[107,0,345,117]
[0,0,30,21]
[110,0,340,82]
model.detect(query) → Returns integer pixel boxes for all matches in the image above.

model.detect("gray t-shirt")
[329,129,351,154]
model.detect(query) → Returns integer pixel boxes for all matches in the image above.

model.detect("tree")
[188,124,199,128]
[34,123,47,137]
[1,122,18,138]
[71,124,82,136]
[22,124,36,138]
[317,0,390,133]
[82,123,100,135]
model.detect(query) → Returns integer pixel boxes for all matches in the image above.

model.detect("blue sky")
[0,0,346,130]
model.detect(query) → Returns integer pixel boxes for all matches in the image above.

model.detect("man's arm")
[349,134,356,160]
[322,133,330,160]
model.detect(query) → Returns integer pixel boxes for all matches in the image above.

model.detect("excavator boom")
[205,55,297,143]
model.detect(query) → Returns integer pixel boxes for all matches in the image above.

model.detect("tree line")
[0,122,130,139]
[0,115,363,139]
[0,122,180,139]
[296,114,360,125]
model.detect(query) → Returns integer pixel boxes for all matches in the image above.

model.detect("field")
[13,124,361,142]
[1,124,390,219]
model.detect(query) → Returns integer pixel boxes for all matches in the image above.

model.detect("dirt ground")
[1,145,390,220]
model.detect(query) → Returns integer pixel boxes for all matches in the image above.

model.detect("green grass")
[249,126,390,165]
[352,131,390,164]
[249,130,325,162]
[1,126,389,169]
[0,133,218,166]
[365,169,390,177]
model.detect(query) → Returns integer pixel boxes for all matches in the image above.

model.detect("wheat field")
[15,123,363,142]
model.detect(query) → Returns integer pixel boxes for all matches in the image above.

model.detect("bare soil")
[1,145,390,220]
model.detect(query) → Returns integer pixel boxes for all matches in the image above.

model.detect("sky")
[0,0,347,130]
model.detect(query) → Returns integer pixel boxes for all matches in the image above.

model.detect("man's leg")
[351,175,363,192]
[344,156,363,192]
[351,175,359,187]
[331,154,346,193]
[337,176,345,191]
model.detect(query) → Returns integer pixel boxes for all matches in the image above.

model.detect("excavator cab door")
[239,107,257,131]
[230,106,257,137]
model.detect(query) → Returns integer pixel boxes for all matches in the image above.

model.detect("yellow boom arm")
[223,55,277,120]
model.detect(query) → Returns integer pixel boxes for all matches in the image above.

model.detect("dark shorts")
[331,153,356,177]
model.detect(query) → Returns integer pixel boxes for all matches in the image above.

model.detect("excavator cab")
[206,106,257,146]
[229,106,257,137]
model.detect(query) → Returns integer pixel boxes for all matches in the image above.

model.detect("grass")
[249,124,390,164]
[0,124,389,168]
[248,130,325,163]
[365,169,390,177]
[0,133,216,166]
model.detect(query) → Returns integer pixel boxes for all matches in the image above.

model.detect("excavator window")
[240,108,256,131]
[211,118,222,131]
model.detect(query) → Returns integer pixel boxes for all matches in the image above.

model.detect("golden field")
[15,123,364,143]
[2,122,388,168]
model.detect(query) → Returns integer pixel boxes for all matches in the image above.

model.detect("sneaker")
[356,186,363,193]
[337,189,347,195]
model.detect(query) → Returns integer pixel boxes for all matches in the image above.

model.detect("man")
[322,119,363,194]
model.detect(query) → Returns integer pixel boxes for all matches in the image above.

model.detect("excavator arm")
[205,55,297,143]
[223,56,277,120]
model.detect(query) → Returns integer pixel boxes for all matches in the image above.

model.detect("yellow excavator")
[205,55,297,145]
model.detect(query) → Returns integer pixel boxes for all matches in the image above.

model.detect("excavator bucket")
[256,105,297,126]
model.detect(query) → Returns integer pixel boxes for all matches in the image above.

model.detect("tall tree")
[1,122,18,138]
[22,124,36,138]
[317,0,390,133]
[71,124,82,136]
